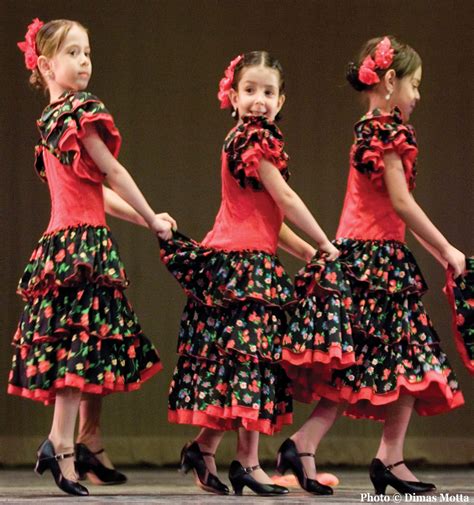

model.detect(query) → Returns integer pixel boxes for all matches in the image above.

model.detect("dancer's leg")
[48,387,82,480]
[290,398,344,479]
[77,393,114,469]
[194,427,225,475]
[375,395,419,481]
[236,429,273,484]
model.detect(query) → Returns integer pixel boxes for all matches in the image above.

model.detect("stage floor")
[0,467,473,504]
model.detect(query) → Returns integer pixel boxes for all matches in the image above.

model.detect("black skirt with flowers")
[444,257,474,374]
[160,232,294,435]
[8,225,162,405]
[281,238,464,421]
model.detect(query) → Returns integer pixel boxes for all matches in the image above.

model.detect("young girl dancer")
[9,18,176,496]
[279,36,466,495]
[160,51,339,496]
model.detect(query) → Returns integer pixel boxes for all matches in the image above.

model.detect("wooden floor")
[0,467,473,504]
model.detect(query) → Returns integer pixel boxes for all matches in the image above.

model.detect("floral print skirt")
[281,238,464,421]
[160,232,294,434]
[444,257,474,374]
[7,225,162,405]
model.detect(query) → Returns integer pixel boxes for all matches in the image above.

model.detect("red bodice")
[202,152,284,253]
[336,108,418,242]
[43,151,106,232]
[34,91,121,233]
[201,115,289,254]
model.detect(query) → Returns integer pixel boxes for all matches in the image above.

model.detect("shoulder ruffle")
[224,115,289,190]
[35,91,121,182]
[351,107,418,190]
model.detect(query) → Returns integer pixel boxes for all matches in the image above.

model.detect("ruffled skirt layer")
[8,225,161,405]
[281,239,464,421]
[160,232,293,434]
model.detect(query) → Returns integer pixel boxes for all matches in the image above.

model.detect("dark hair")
[346,36,421,92]
[229,51,285,120]
[232,51,285,94]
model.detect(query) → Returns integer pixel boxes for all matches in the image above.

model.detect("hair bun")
[346,61,368,91]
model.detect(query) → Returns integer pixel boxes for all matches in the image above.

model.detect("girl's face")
[230,65,285,122]
[391,66,422,121]
[48,24,92,93]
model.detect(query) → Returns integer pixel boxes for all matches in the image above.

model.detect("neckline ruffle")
[356,106,404,127]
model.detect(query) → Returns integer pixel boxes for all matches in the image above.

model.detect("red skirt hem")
[282,347,357,369]
[293,370,464,420]
[7,361,162,406]
[168,406,292,435]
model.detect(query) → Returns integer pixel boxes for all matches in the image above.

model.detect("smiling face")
[229,65,285,122]
[48,24,92,94]
[391,66,422,121]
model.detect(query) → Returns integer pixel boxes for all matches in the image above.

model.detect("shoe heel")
[180,453,192,474]
[276,453,289,475]
[35,458,48,475]
[371,477,387,495]
[230,479,244,496]
[75,461,86,479]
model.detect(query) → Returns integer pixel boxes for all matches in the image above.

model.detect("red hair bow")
[217,54,243,109]
[358,36,394,86]
[17,18,44,70]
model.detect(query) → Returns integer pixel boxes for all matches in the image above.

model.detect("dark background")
[1,0,472,465]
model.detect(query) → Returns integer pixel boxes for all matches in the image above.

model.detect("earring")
[48,71,55,80]
[231,109,237,118]
[385,92,392,101]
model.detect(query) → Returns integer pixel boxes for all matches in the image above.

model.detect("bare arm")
[383,151,465,276]
[259,159,339,260]
[80,124,174,239]
[103,187,177,231]
[103,186,148,227]
[410,229,447,268]
[278,223,316,261]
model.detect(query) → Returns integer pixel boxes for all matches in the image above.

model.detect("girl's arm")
[80,124,175,239]
[259,159,339,260]
[278,223,316,261]
[383,151,465,276]
[103,186,148,227]
[410,229,447,268]
[103,186,177,230]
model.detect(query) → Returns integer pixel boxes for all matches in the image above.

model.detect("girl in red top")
[279,36,466,495]
[160,51,338,496]
[9,19,176,496]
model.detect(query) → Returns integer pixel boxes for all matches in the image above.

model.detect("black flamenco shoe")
[369,458,436,495]
[229,460,289,496]
[180,441,229,495]
[75,443,127,485]
[35,439,89,496]
[276,438,333,495]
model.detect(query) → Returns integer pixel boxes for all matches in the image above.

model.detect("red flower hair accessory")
[217,54,243,109]
[17,18,44,70]
[374,36,394,69]
[358,36,394,86]
[358,55,379,86]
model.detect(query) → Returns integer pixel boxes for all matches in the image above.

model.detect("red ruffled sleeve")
[351,107,418,190]
[224,115,289,190]
[35,91,121,182]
